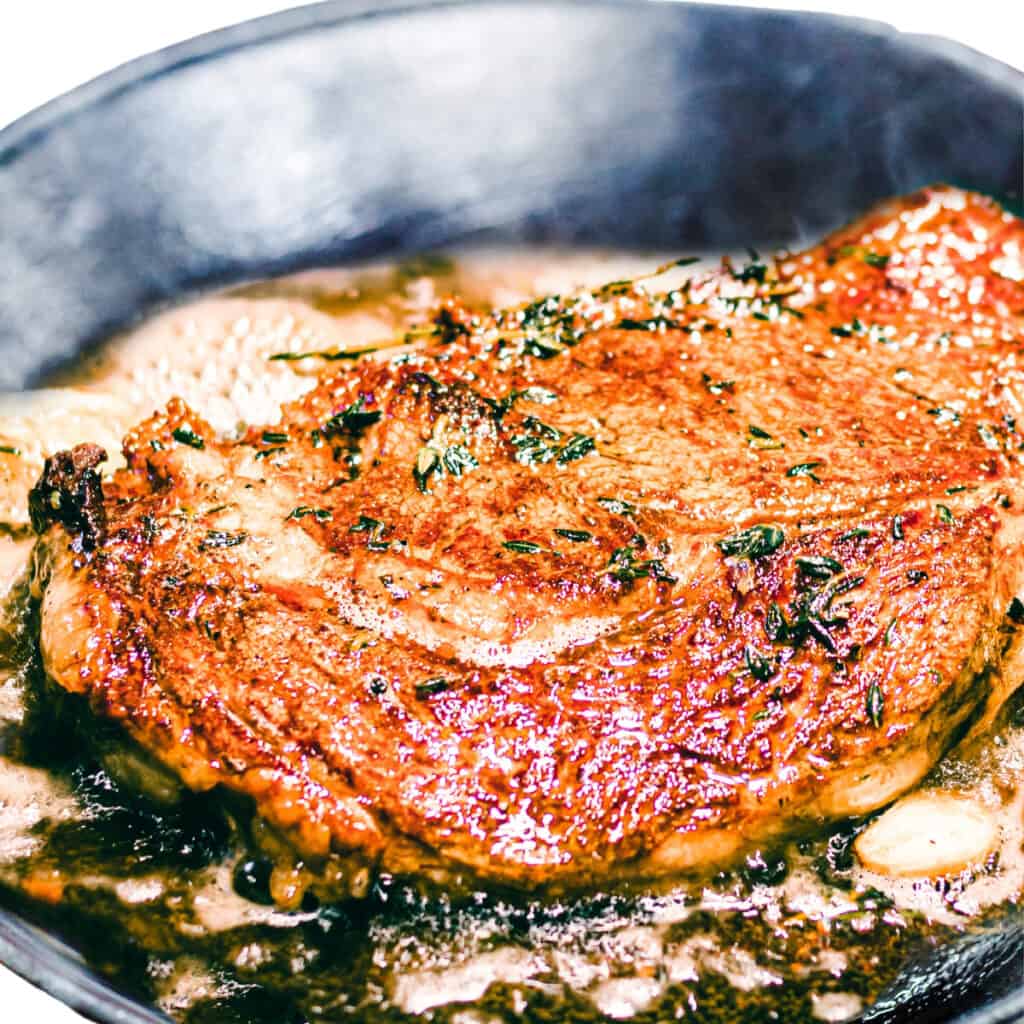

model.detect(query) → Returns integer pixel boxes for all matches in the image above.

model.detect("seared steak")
[31,187,1024,897]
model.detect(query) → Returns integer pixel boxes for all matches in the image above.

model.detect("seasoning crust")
[32,186,1024,894]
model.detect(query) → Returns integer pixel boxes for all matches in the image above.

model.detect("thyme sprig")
[717,524,785,560]
[510,417,596,467]
[323,396,382,435]
[606,544,676,585]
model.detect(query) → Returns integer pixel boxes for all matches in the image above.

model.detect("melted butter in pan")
[0,250,1022,1023]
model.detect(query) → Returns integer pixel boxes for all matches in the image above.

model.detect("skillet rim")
[0,2,1022,1022]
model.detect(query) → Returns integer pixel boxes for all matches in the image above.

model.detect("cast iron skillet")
[0,2,1021,1021]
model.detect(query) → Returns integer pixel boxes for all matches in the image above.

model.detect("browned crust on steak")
[32,186,1024,894]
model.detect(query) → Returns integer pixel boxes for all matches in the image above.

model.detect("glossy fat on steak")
[30,187,1024,896]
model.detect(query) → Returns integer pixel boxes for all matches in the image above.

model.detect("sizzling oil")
[0,251,1022,1023]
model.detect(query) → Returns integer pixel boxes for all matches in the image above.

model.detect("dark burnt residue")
[28,443,108,551]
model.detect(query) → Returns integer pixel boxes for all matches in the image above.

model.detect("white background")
[0,2,1019,1021]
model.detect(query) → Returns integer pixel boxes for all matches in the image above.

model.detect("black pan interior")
[0,2,1022,1022]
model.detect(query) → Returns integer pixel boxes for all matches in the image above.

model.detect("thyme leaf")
[701,373,736,396]
[269,346,383,362]
[770,573,865,654]
[744,646,777,682]
[415,677,449,698]
[172,426,205,450]
[554,528,592,542]
[606,546,676,584]
[883,617,899,646]
[786,461,822,483]
[413,447,441,492]
[324,397,382,435]
[765,603,788,642]
[442,444,479,477]
[866,681,884,727]
[199,529,247,551]
[489,386,559,417]
[349,515,384,535]
[597,497,637,517]
[734,251,767,284]
[927,406,961,426]
[502,540,544,554]
[556,433,596,464]
[514,386,558,405]
[748,425,785,450]
[795,556,843,581]
[617,316,682,331]
[287,506,332,522]
[717,524,785,560]
[838,527,871,542]
[510,420,596,467]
